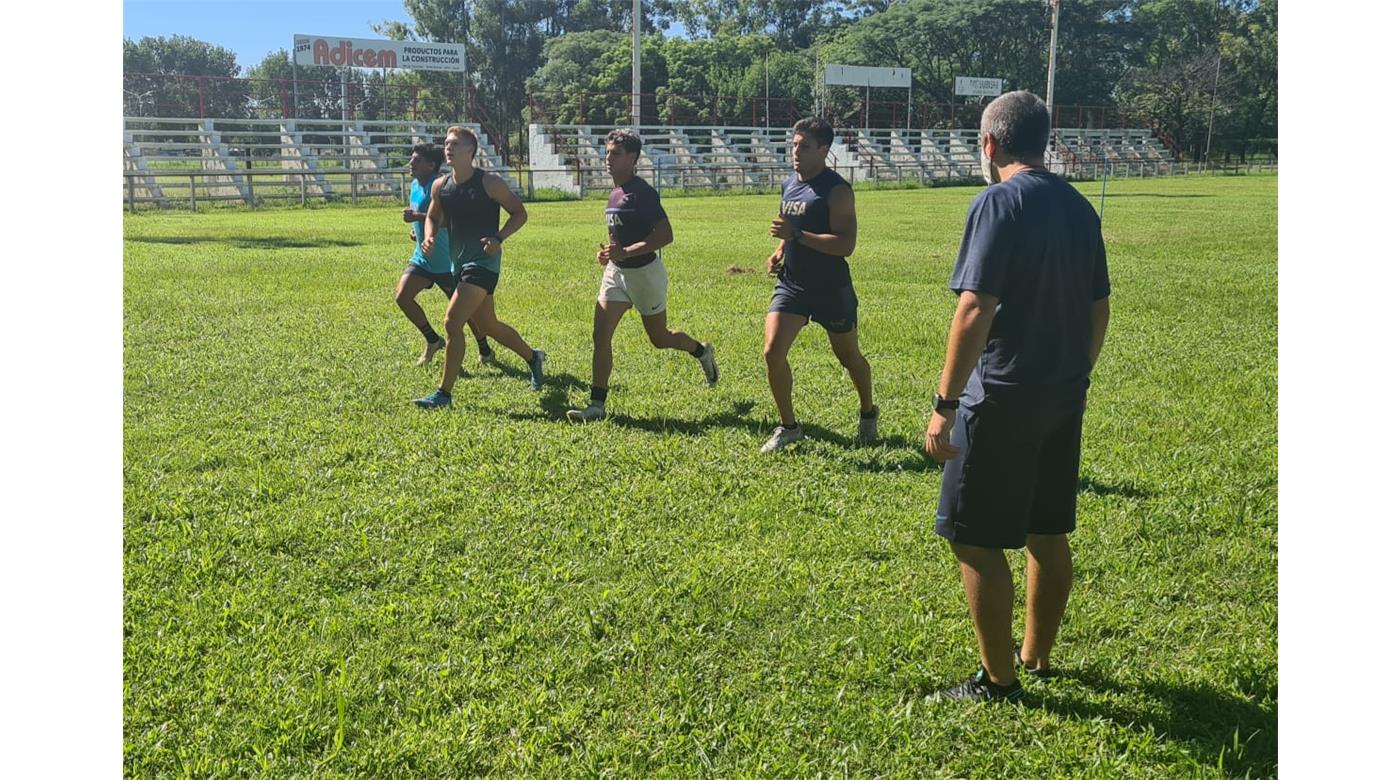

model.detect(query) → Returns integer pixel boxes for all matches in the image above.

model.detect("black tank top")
[778,167,852,290]
[437,169,501,268]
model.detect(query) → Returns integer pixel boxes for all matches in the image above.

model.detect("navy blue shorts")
[404,264,457,298]
[457,265,500,296]
[935,390,1087,549]
[769,280,858,333]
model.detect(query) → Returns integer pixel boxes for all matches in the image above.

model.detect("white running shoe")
[697,342,719,386]
[760,424,804,453]
[566,402,606,422]
[855,405,880,444]
[417,338,446,366]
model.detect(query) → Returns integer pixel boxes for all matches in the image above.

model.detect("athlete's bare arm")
[422,175,447,255]
[792,183,857,257]
[481,173,528,256]
[602,217,673,263]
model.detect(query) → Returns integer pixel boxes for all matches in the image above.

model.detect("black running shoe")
[934,667,1025,703]
[1014,645,1052,680]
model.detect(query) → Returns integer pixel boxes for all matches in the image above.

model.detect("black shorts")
[457,265,500,296]
[935,391,1087,549]
[404,264,457,298]
[769,280,858,333]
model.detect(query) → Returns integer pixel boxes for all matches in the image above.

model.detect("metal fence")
[123,157,1279,212]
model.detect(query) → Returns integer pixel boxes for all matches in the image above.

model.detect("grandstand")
[527,123,1179,196]
[122,117,512,208]
[122,115,1181,209]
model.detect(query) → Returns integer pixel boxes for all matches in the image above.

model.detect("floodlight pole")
[1046,0,1061,119]
[1204,51,1222,163]
[632,0,642,129]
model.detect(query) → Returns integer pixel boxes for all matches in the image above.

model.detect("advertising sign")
[824,65,912,89]
[954,77,1005,97]
[293,35,465,72]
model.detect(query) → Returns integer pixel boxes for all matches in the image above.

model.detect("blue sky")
[124,1,419,71]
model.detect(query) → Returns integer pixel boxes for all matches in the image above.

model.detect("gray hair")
[980,91,1050,162]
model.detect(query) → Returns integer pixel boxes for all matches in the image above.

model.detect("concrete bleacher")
[528,123,1179,195]
[123,117,513,207]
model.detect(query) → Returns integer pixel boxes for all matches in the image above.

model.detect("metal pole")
[765,53,770,128]
[127,176,135,213]
[291,41,299,119]
[1204,52,1222,163]
[1046,0,1061,115]
[632,0,642,129]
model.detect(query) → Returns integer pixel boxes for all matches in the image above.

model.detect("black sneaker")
[934,667,1025,703]
[1014,645,1052,680]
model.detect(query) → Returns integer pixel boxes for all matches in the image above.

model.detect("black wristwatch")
[492,232,504,244]
[933,393,960,412]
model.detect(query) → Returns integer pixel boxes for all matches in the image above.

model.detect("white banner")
[293,34,465,72]
[824,65,911,89]
[955,77,1004,97]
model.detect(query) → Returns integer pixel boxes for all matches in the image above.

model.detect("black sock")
[690,342,706,358]
[781,421,799,430]
[860,405,879,419]
[476,336,490,354]
[590,385,609,405]
[419,323,440,343]
[436,387,451,397]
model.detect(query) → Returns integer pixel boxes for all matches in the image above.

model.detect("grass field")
[124,173,1278,777]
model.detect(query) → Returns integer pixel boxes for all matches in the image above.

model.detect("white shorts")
[598,255,668,316]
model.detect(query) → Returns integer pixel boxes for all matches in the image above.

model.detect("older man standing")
[926,91,1111,702]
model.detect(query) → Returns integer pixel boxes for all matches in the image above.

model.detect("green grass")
[124,173,1278,777]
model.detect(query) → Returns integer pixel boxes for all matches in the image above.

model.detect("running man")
[760,116,877,452]
[413,126,546,409]
[394,142,495,367]
[566,128,717,422]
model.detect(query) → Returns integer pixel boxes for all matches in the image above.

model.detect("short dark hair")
[792,116,834,148]
[411,142,444,166]
[980,91,1050,161]
[604,128,642,158]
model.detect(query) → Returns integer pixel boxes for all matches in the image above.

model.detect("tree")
[671,1,846,48]
[822,0,1053,127]
[525,30,630,123]
[123,35,244,118]
[1113,0,1276,160]
[243,49,340,120]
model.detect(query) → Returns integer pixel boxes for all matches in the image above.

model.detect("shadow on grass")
[1035,665,1278,777]
[1101,193,1211,199]
[1078,476,1153,500]
[607,400,768,438]
[127,236,363,249]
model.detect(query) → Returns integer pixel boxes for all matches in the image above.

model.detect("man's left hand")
[925,409,961,462]
[480,236,501,255]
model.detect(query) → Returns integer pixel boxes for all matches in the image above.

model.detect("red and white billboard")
[293,34,465,72]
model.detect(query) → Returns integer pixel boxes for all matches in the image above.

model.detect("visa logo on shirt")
[779,200,807,217]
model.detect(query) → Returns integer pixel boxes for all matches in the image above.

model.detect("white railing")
[123,157,1279,211]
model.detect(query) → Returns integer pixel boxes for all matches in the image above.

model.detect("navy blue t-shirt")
[778,168,852,290]
[606,176,667,266]
[949,168,1110,403]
